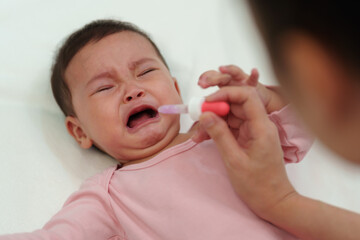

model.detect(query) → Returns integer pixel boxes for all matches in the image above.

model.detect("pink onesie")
[1,105,312,240]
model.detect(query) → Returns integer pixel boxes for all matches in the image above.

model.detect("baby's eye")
[140,68,156,76]
[96,86,113,93]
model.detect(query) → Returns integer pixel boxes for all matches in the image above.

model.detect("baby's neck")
[122,122,199,167]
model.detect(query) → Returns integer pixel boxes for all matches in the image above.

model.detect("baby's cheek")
[163,87,182,103]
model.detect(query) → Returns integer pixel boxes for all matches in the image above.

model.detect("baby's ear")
[65,116,93,149]
[172,77,181,95]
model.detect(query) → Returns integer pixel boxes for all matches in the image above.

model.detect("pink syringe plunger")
[201,101,230,116]
[158,97,230,121]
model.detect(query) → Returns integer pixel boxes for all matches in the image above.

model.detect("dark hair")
[51,19,169,116]
[249,1,360,74]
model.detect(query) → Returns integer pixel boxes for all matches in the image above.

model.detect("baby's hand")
[198,65,287,113]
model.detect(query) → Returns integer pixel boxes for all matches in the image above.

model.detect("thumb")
[191,126,210,143]
[199,112,246,167]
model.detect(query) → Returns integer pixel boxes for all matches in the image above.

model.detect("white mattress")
[1,0,359,234]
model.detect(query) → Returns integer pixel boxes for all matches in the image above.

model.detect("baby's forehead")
[76,32,158,67]
[64,32,163,86]
[86,32,156,55]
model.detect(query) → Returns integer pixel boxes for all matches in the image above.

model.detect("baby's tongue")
[128,111,152,128]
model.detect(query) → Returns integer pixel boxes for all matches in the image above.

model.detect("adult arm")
[198,86,360,240]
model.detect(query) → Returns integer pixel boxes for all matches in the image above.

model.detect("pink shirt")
[1,106,312,240]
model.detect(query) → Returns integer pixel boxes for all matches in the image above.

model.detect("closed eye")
[139,68,156,76]
[95,86,113,93]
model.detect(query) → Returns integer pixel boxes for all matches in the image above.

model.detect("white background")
[0,0,359,234]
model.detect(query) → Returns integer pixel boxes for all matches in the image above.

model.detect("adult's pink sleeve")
[0,174,125,240]
[269,104,314,163]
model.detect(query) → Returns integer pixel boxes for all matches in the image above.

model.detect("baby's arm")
[0,171,124,240]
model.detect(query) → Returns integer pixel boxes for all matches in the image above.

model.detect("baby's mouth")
[127,107,159,129]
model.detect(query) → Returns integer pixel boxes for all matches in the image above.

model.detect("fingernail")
[198,78,204,85]
[199,74,207,81]
[201,114,215,128]
[198,78,209,88]
[219,65,228,71]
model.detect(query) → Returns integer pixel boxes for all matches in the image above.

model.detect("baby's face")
[65,32,182,162]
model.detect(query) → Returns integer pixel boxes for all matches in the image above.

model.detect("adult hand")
[198,65,287,114]
[194,65,287,143]
[195,86,297,220]
[198,86,360,240]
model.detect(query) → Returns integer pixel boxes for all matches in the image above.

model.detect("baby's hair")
[249,1,360,77]
[51,19,169,117]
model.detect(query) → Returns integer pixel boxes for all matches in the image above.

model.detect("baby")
[1,20,311,240]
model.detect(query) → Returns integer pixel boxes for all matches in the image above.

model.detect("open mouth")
[127,106,159,129]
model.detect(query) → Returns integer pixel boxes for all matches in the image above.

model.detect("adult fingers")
[246,68,259,87]
[191,126,210,143]
[198,71,232,88]
[198,112,247,166]
[206,86,268,123]
[227,111,243,129]
[219,65,248,82]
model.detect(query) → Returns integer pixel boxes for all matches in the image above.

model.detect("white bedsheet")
[1,0,359,234]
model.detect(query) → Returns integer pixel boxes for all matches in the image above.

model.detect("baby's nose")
[124,89,145,103]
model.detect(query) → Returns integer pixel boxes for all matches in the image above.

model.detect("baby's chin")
[115,125,180,162]
[139,130,169,148]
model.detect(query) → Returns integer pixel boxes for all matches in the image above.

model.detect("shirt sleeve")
[0,174,125,240]
[268,104,314,163]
